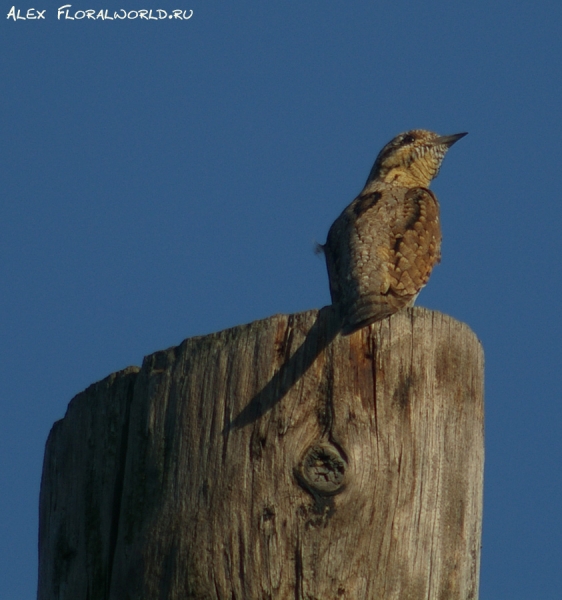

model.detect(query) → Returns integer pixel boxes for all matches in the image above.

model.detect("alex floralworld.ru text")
[7,5,194,20]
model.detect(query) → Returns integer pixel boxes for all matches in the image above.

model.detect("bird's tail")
[340,295,396,335]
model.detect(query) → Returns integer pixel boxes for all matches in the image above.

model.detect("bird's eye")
[402,134,416,145]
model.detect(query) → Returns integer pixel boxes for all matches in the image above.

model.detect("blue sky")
[1,1,562,597]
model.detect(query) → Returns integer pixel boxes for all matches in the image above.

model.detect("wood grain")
[38,307,484,600]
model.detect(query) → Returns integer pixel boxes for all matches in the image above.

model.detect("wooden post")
[38,306,484,600]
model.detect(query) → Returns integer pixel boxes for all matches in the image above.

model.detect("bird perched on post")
[321,129,467,335]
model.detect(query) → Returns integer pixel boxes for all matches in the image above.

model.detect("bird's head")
[364,129,467,189]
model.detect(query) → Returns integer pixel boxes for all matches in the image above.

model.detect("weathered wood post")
[38,306,484,600]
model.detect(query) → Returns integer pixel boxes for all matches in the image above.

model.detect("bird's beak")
[435,132,468,147]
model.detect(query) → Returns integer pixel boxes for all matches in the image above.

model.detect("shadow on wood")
[38,307,484,600]
[226,305,340,432]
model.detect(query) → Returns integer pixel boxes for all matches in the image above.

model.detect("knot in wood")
[299,442,347,495]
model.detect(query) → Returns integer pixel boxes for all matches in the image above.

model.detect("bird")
[321,129,467,335]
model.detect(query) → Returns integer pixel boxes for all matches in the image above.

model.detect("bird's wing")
[383,187,441,304]
[324,191,383,305]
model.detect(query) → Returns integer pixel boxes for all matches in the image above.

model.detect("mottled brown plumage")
[323,129,467,335]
